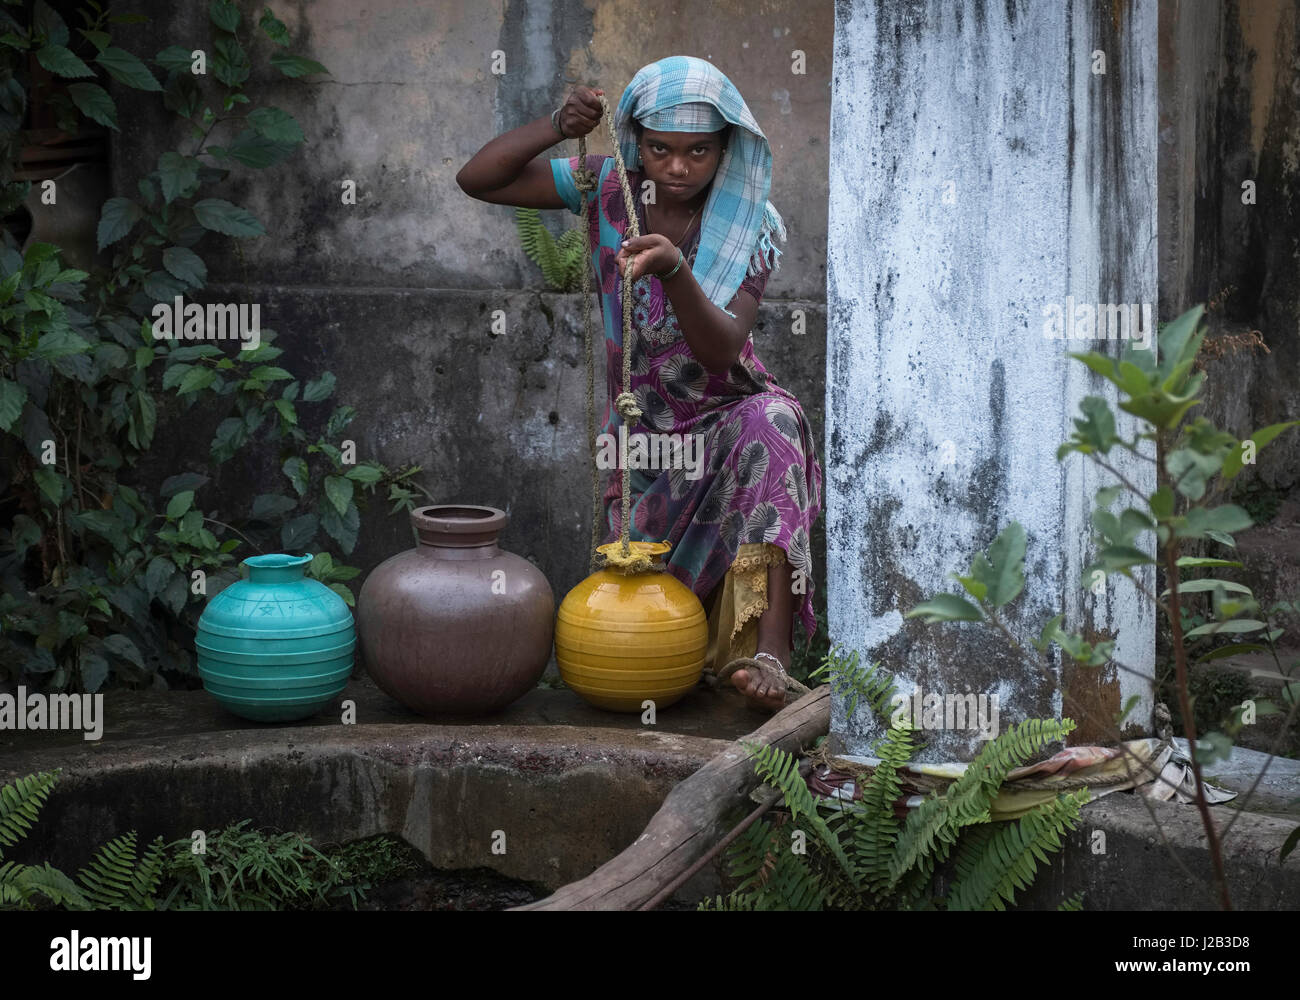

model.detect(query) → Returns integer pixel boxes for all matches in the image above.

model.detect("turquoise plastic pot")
[196,553,354,722]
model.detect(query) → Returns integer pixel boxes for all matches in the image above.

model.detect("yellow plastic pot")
[554,541,708,712]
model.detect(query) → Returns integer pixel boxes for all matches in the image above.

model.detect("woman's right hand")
[558,86,604,138]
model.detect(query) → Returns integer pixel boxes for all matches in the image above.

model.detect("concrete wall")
[1159,0,1300,491]
[103,1,834,628]
[826,0,1158,760]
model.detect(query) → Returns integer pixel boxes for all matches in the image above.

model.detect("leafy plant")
[0,770,419,911]
[904,304,1300,910]
[700,713,1087,911]
[1,2,429,691]
[515,206,586,291]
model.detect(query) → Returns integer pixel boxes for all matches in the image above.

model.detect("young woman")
[457,55,824,712]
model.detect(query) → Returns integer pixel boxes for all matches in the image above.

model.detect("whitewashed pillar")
[825,0,1158,761]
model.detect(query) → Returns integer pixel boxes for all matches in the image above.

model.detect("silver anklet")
[754,652,787,675]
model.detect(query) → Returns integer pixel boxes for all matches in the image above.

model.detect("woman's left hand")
[615,234,680,282]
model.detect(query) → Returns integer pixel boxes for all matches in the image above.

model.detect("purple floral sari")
[554,153,825,644]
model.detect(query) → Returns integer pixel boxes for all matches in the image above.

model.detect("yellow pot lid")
[596,539,672,574]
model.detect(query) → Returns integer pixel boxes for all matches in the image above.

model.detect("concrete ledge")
[1015,791,1300,910]
[0,680,751,896]
[1170,737,1300,815]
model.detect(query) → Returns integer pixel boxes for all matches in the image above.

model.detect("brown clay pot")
[357,505,554,714]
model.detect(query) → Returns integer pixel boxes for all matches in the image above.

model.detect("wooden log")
[515,686,831,910]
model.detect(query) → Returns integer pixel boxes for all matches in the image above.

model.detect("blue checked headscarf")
[615,55,786,319]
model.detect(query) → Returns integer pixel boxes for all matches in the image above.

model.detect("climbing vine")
[0,1,428,692]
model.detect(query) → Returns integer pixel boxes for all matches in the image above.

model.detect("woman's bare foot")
[729,651,789,711]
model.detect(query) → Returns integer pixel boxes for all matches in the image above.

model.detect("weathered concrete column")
[826,0,1158,760]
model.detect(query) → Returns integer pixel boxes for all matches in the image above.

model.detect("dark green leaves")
[1030,615,1114,667]
[909,523,1028,622]
[281,512,318,551]
[905,593,983,624]
[259,8,291,46]
[157,152,201,204]
[96,197,142,250]
[302,372,335,402]
[1220,420,1300,482]
[209,0,241,33]
[282,456,309,496]
[212,34,250,88]
[66,82,118,130]
[36,44,94,78]
[95,46,162,91]
[0,378,27,431]
[154,45,196,75]
[161,246,206,286]
[323,475,353,516]
[269,51,327,78]
[1069,395,1117,455]
[193,198,265,237]
[1180,504,1253,542]
[251,493,296,520]
[247,106,304,143]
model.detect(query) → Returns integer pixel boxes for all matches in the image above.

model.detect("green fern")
[76,831,167,911]
[0,770,82,910]
[697,892,756,911]
[717,815,834,911]
[1058,890,1086,911]
[810,644,897,722]
[845,721,917,899]
[947,789,1090,910]
[1,861,87,909]
[0,770,59,851]
[887,717,1075,895]
[516,207,586,291]
[710,690,1083,910]
[744,741,859,889]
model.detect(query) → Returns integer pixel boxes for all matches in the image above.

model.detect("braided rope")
[572,94,657,575]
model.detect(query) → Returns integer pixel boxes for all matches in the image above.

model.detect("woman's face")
[637,127,726,206]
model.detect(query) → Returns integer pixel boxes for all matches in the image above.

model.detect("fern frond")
[722,816,779,889]
[9,861,89,910]
[755,844,828,910]
[743,742,859,887]
[516,207,583,290]
[720,814,831,911]
[127,837,166,910]
[846,722,916,897]
[76,831,163,910]
[697,893,757,911]
[887,791,958,897]
[946,789,1089,911]
[942,717,1077,831]
[1058,890,1085,911]
[887,718,1076,899]
[810,645,897,723]
[0,770,60,855]
[555,229,588,289]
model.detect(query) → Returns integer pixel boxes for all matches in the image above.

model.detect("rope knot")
[615,391,642,423]
[573,161,596,194]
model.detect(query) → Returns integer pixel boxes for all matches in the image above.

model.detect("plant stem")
[1158,423,1232,910]
[982,608,1217,898]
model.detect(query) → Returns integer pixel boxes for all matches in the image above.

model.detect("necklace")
[648,197,702,248]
